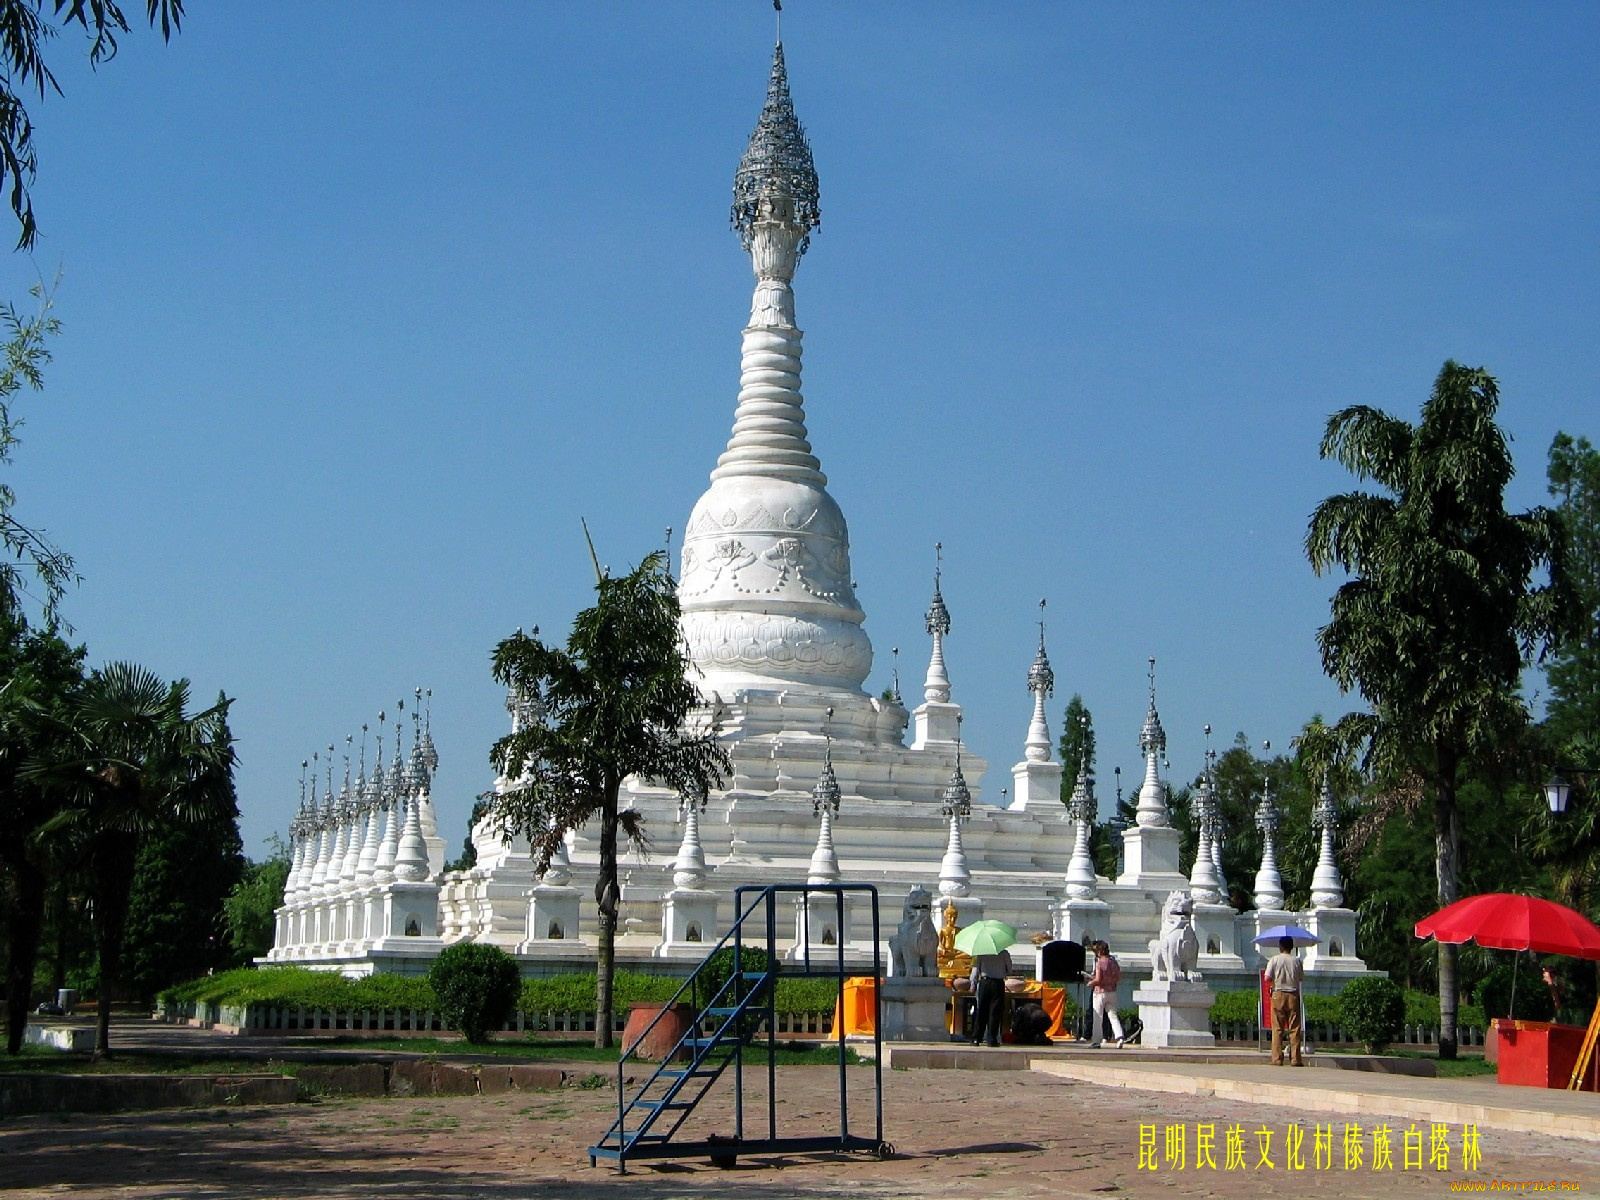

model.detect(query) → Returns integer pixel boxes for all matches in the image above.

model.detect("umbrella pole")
[1510,951,1519,1021]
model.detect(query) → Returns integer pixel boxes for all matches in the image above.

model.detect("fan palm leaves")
[0,611,84,1052]
[25,660,236,1056]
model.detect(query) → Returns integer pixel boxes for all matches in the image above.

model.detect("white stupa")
[268,37,1367,997]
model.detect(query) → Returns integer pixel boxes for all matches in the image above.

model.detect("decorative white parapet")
[523,823,582,948]
[659,789,718,955]
[1009,605,1064,812]
[1309,779,1343,908]
[393,793,431,883]
[912,547,964,749]
[1185,751,1243,967]
[1054,759,1111,945]
[1300,779,1366,976]
[1118,659,1183,885]
[792,728,852,959]
[1252,773,1285,911]
[1063,763,1099,901]
[937,732,973,900]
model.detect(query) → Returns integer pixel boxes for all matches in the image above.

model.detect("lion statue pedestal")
[881,887,952,1041]
[1133,889,1215,1047]
[880,976,952,1042]
[1131,978,1215,1048]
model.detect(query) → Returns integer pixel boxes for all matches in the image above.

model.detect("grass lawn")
[0,1037,867,1074]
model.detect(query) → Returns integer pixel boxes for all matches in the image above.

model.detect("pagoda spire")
[714,38,824,484]
[1134,657,1170,827]
[923,544,952,703]
[1024,600,1054,762]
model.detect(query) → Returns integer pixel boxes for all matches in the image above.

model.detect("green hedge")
[1201,987,1485,1033]
[162,966,843,1020]
[160,967,435,1011]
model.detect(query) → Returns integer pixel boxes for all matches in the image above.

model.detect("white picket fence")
[1209,1020,1486,1047]
[160,1000,833,1037]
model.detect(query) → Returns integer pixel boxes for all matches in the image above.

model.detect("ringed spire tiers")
[678,40,871,694]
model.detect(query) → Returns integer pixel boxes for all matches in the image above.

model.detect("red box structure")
[1495,1020,1600,1090]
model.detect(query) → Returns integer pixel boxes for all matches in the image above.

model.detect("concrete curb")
[0,1073,297,1118]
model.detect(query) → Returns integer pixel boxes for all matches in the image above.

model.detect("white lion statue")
[1148,889,1202,983]
[889,885,939,978]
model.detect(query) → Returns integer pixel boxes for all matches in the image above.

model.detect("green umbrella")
[954,919,1018,957]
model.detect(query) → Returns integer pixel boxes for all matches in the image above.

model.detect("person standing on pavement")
[969,948,1013,1047]
[1087,941,1126,1047]
[1265,936,1305,1066]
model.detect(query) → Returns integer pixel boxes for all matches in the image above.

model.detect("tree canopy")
[1545,432,1600,746]
[1302,361,1570,1058]
[486,545,728,1047]
[0,0,184,250]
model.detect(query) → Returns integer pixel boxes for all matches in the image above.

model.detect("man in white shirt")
[1264,936,1305,1067]
[968,949,1013,1047]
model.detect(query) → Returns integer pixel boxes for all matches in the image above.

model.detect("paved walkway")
[880,1041,1600,1142]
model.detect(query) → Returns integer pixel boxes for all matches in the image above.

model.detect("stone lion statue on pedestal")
[889,885,939,978]
[1148,889,1202,983]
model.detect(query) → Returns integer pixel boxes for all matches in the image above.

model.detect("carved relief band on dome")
[679,529,855,608]
[681,610,872,689]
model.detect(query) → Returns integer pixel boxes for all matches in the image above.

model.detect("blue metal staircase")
[588,883,887,1172]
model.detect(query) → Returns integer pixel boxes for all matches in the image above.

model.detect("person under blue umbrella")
[1264,935,1305,1066]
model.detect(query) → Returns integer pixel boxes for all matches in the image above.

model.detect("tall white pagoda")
[268,37,1366,997]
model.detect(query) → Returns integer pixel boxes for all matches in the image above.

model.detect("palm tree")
[1303,361,1569,1059]
[0,612,84,1053]
[488,546,729,1048]
[32,663,237,1057]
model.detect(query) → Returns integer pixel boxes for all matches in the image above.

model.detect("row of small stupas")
[266,38,1367,993]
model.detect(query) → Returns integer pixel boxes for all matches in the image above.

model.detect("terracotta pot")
[621,1001,695,1062]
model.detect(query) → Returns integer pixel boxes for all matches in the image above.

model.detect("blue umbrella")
[1253,924,1319,948]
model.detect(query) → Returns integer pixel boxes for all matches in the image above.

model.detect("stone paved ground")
[3,1065,1597,1199]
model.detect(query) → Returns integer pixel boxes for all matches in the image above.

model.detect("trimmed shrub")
[1303,994,1341,1027]
[774,975,842,1016]
[428,944,521,1043]
[695,945,773,1011]
[1209,990,1262,1026]
[1341,976,1405,1052]
[1476,963,1555,1023]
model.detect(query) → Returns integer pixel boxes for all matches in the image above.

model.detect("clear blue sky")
[4,4,1595,856]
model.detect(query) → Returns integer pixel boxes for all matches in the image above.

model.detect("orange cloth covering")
[828,978,1068,1040]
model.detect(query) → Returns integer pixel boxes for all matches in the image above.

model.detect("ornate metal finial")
[421,688,438,774]
[732,39,820,256]
[812,706,841,817]
[682,778,709,815]
[925,543,950,638]
[890,646,902,705]
[1255,769,1278,836]
[1027,599,1054,697]
[941,714,973,820]
[1067,758,1095,823]
[1314,776,1338,830]
[1139,656,1166,757]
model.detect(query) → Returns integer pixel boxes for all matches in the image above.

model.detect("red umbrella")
[1414,893,1600,960]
